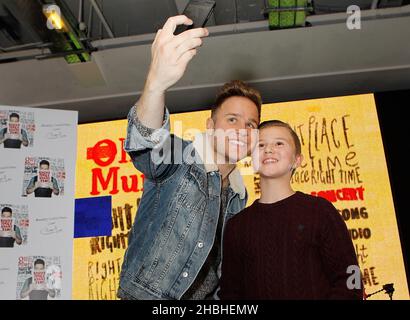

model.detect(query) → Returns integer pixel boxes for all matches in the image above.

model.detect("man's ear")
[206,117,215,130]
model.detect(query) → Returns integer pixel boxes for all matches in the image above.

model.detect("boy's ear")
[294,154,303,169]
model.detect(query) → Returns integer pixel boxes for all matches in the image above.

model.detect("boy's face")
[207,96,259,164]
[252,126,302,178]
[9,116,19,123]
[1,211,12,218]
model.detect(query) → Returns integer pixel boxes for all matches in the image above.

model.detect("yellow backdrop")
[73,94,409,300]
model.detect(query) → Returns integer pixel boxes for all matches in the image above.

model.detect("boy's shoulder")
[295,192,340,223]
[295,191,331,206]
[227,200,259,225]
[295,190,337,209]
[228,192,338,224]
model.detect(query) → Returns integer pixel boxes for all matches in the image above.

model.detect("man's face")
[9,116,19,123]
[39,164,49,170]
[252,126,302,179]
[207,96,259,164]
[1,211,12,218]
[34,263,45,272]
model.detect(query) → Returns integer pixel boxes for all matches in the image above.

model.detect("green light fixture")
[266,0,313,29]
[42,0,92,64]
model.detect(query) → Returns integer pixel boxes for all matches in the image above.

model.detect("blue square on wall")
[74,196,112,238]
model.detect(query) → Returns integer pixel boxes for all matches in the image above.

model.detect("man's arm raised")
[135,15,209,129]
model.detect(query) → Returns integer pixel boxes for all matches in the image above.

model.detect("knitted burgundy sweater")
[220,191,363,300]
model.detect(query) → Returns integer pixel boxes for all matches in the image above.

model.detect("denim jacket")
[118,105,248,300]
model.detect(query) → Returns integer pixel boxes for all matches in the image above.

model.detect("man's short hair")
[39,160,50,167]
[9,113,19,120]
[212,80,262,122]
[259,120,302,156]
[1,206,12,214]
[34,259,45,267]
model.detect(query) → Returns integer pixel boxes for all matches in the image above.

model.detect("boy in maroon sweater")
[220,120,363,300]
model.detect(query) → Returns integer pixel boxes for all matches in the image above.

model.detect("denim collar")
[192,132,246,199]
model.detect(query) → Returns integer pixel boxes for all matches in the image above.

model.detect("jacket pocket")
[135,166,207,287]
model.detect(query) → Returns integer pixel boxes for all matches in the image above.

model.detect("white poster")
[0,105,77,300]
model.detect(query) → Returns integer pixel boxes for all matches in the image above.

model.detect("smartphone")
[174,0,216,35]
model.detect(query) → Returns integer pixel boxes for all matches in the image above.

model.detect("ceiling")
[1,0,410,123]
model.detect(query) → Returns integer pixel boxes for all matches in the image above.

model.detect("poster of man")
[0,206,22,248]
[0,111,34,149]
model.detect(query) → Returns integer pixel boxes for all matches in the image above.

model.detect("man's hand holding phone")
[145,15,209,93]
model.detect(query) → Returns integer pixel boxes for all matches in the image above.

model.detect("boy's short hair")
[212,80,262,122]
[259,120,301,156]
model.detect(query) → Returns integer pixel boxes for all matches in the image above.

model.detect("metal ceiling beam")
[0,5,409,123]
[89,0,114,38]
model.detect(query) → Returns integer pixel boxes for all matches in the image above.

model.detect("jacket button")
[197,241,204,248]
[182,271,188,278]
[210,172,215,176]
